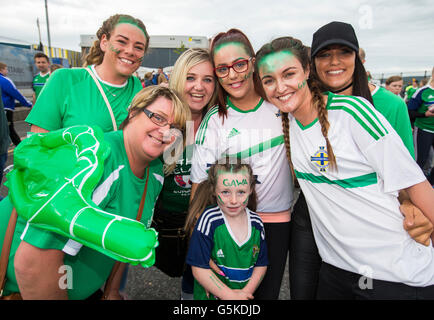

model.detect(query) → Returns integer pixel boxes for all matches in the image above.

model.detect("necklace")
[103,83,119,97]
[332,82,353,94]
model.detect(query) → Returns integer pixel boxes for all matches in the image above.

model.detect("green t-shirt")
[26,66,143,132]
[406,86,418,101]
[157,144,193,213]
[372,85,415,158]
[32,72,50,101]
[0,130,164,299]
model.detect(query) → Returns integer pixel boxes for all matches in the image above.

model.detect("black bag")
[152,208,188,278]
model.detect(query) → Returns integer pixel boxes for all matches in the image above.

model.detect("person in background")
[407,67,434,186]
[385,75,404,97]
[144,72,153,87]
[32,52,51,104]
[0,87,10,189]
[49,64,63,73]
[153,67,169,85]
[0,62,32,147]
[405,79,419,102]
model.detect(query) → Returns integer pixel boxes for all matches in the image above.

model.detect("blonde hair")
[169,47,218,110]
[83,14,149,67]
[184,157,257,236]
[120,86,191,173]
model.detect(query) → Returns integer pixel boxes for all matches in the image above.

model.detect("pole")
[45,0,52,58]
[36,18,43,51]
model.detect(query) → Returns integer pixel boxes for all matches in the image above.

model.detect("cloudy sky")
[2,0,433,76]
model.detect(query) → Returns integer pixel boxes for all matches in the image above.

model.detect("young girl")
[190,28,293,300]
[185,158,268,300]
[255,36,434,299]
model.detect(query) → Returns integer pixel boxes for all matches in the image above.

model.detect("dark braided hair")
[255,36,337,172]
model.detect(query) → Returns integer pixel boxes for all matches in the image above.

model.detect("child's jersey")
[290,92,433,286]
[186,206,268,300]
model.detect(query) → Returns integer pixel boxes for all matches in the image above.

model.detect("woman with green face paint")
[256,36,434,300]
[0,86,190,300]
[190,29,294,300]
[26,14,149,134]
[185,157,268,300]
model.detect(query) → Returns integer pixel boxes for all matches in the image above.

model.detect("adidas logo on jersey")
[217,249,225,258]
[227,128,241,139]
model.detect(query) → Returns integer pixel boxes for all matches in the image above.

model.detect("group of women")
[0,14,433,300]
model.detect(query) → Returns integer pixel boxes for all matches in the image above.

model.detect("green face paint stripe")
[213,41,246,54]
[257,50,295,72]
[217,195,224,204]
[242,197,249,205]
[295,170,378,188]
[116,17,148,38]
[226,135,284,159]
[222,179,248,186]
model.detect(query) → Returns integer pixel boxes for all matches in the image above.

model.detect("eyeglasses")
[142,108,179,130]
[214,57,252,78]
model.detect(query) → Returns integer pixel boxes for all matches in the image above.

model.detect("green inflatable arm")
[7,125,158,268]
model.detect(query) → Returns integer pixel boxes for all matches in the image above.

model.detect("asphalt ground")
[0,112,291,300]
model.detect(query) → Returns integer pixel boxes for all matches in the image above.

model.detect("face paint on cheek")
[242,196,249,206]
[109,44,121,54]
[297,79,307,89]
[217,195,225,205]
[244,71,253,80]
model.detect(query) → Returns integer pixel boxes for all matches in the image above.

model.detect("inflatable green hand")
[6,125,158,268]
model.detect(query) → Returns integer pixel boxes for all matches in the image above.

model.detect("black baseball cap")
[311,21,359,59]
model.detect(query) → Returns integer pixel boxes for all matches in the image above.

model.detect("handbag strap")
[85,67,118,131]
[0,208,18,297]
[103,166,150,299]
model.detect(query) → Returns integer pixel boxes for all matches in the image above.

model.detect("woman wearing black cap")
[255,35,434,300]
[286,21,433,299]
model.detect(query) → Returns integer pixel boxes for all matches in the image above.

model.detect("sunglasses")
[214,57,252,78]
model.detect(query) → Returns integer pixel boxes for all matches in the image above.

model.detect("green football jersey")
[26,66,143,132]
[32,72,50,101]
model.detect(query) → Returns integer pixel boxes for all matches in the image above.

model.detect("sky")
[2,0,433,77]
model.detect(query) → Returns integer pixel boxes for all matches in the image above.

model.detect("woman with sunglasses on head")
[0,86,190,300]
[282,22,433,299]
[256,36,434,300]
[190,29,294,300]
[152,48,217,299]
[26,14,148,134]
